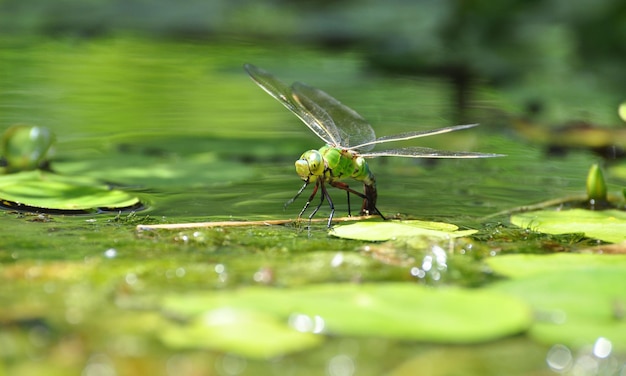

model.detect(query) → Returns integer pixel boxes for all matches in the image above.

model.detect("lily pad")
[158,283,531,358]
[486,254,626,351]
[511,209,626,243]
[329,220,477,241]
[389,339,548,376]
[486,253,626,279]
[160,308,323,359]
[0,170,140,212]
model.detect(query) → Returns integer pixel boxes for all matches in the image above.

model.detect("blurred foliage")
[1,0,624,125]
[1,0,624,83]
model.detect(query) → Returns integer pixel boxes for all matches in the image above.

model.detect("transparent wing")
[292,82,377,151]
[350,124,479,150]
[246,64,498,158]
[244,63,340,146]
[360,147,503,159]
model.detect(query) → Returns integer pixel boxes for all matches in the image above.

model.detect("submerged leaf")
[511,209,626,243]
[329,220,477,241]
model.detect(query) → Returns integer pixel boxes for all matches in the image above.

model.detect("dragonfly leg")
[328,180,385,219]
[318,182,335,228]
[285,182,310,210]
[307,185,326,220]
[297,182,319,219]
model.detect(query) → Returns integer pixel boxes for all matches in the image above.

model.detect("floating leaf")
[487,254,626,351]
[511,209,626,243]
[159,283,531,358]
[160,308,323,359]
[388,339,548,376]
[329,220,477,241]
[486,253,626,279]
[0,171,140,211]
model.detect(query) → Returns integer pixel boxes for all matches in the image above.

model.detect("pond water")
[1,36,622,375]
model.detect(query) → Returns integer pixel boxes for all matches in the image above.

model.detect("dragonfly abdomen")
[320,146,378,215]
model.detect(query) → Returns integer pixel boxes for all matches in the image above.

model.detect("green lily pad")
[389,339,548,376]
[486,253,626,279]
[160,308,323,359]
[486,254,626,351]
[511,208,626,243]
[0,170,140,211]
[158,283,531,358]
[329,220,477,241]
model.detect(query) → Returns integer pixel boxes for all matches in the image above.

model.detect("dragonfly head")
[295,150,324,182]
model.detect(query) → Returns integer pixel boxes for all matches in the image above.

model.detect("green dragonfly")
[244,63,501,227]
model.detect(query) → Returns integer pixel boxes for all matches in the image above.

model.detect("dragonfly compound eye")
[295,150,324,181]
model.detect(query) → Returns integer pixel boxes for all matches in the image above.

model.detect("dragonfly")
[244,63,501,227]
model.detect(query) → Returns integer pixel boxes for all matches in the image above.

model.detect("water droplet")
[327,354,355,376]
[216,353,247,375]
[330,252,344,268]
[175,267,186,278]
[288,313,325,333]
[546,344,572,372]
[593,337,612,358]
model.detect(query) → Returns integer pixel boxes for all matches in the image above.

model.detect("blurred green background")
[3,0,625,124]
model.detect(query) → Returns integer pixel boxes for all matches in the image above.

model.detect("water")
[0,36,600,222]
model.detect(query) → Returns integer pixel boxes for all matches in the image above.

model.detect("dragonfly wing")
[292,81,376,151]
[244,64,338,146]
[351,124,479,150]
[360,146,504,158]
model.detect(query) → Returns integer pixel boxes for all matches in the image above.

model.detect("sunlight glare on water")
[593,337,612,359]
[103,248,117,258]
[546,344,573,372]
[288,313,325,334]
[547,339,624,376]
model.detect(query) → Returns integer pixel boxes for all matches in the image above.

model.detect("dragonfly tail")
[362,182,385,219]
